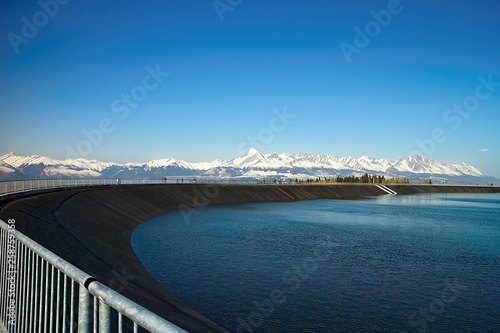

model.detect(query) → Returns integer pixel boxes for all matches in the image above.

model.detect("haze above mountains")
[0,149,496,184]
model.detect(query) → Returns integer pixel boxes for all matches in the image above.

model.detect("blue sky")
[1,0,499,177]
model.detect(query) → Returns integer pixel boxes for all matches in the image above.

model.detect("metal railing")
[0,219,187,333]
[2,177,490,198]
[0,178,265,197]
[0,177,328,198]
[0,179,157,197]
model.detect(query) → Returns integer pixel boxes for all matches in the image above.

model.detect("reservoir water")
[131,193,500,332]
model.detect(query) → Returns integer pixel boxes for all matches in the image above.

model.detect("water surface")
[132,193,500,332]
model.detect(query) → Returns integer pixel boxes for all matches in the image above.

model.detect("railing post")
[98,302,112,333]
[78,286,91,333]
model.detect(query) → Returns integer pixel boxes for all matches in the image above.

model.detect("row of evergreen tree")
[297,174,410,184]
[334,174,409,184]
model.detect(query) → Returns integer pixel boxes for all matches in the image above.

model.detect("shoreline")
[1,184,499,331]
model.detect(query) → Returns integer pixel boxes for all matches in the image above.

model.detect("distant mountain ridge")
[0,149,496,184]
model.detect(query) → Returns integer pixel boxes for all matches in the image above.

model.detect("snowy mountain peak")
[0,151,494,183]
[232,148,267,167]
[246,147,260,156]
[1,153,60,168]
[146,158,177,168]
[0,152,15,159]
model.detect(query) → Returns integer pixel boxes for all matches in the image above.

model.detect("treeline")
[298,173,409,184]
[334,174,409,184]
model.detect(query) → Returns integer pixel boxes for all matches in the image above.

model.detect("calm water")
[131,193,500,332]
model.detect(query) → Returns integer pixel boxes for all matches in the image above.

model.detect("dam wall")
[0,184,498,332]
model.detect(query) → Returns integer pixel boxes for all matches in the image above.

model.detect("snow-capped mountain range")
[0,149,496,184]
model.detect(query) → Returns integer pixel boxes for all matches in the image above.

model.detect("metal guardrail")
[1,178,485,198]
[3,177,496,199]
[0,219,187,333]
[0,179,158,197]
[0,178,266,197]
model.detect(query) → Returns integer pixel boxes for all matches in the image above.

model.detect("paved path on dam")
[1,184,499,332]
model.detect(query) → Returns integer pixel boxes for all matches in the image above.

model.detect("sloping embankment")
[0,184,498,332]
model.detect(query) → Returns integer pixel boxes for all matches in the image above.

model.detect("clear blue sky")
[1,0,499,177]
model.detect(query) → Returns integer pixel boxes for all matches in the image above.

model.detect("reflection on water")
[365,192,500,208]
[132,193,500,332]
